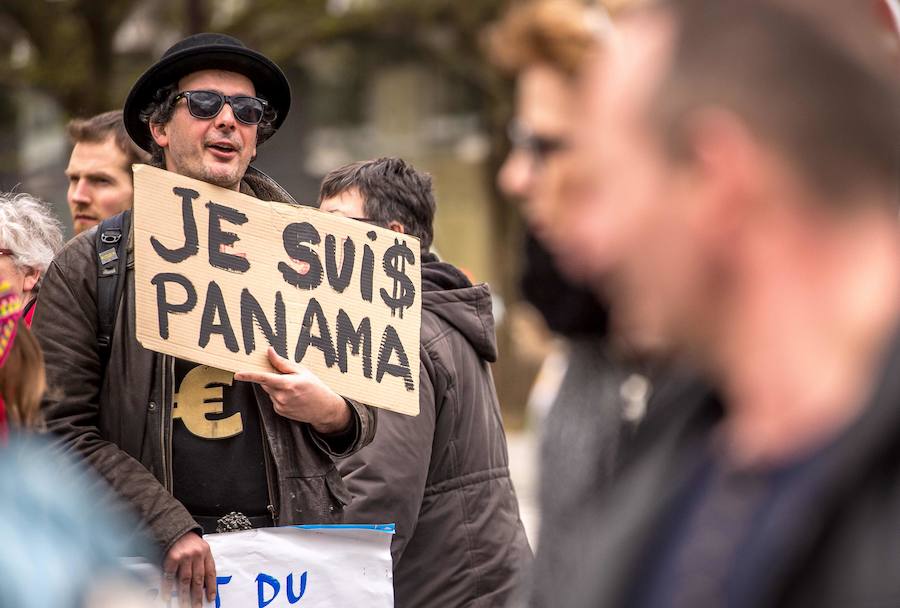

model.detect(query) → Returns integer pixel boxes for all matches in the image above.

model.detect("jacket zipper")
[260,418,279,526]
[159,354,174,492]
[256,390,279,526]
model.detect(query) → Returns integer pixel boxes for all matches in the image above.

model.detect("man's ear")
[680,108,758,243]
[387,221,406,235]
[149,121,169,149]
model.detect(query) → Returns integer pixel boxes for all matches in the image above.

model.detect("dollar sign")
[380,238,416,318]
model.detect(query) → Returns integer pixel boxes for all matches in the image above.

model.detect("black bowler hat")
[123,33,291,152]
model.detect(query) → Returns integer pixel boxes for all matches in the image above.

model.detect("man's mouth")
[206,140,240,159]
[74,213,98,223]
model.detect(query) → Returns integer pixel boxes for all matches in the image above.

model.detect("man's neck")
[711,208,900,468]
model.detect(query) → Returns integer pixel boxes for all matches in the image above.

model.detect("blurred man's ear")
[387,221,406,235]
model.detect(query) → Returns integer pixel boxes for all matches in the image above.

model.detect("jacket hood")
[421,253,498,363]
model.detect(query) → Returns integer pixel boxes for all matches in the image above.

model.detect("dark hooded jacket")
[338,254,532,607]
[34,166,376,555]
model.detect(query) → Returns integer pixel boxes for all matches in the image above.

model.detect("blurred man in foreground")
[566,1,900,605]
[65,110,150,234]
[487,3,704,604]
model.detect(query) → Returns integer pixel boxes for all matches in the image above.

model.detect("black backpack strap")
[96,210,131,369]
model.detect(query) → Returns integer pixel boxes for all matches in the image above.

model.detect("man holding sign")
[35,34,375,608]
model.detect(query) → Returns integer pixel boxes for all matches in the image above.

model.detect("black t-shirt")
[171,359,269,520]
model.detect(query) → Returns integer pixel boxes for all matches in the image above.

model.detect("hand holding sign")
[162,531,217,608]
[236,347,352,434]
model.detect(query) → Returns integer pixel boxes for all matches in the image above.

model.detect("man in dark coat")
[34,33,375,608]
[561,1,900,606]
[318,157,532,607]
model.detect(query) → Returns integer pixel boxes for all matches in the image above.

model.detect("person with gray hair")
[0,192,64,312]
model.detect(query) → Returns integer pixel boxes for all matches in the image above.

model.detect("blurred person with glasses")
[34,33,376,608]
[486,3,707,606]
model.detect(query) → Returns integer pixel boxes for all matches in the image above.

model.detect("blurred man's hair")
[66,110,150,168]
[318,157,437,251]
[485,0,615,78]
[650,0,900,202]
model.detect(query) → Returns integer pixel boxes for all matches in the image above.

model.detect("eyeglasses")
[174,90,270,125]
[507,120,568,165]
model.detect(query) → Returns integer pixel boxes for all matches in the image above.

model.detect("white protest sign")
[132,164,421,415]
[131,524,394,607]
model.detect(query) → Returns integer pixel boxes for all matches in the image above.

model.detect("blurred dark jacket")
[520,234,705,608]
[34,166,376,556]
[339,253,532,608]
[565,333,900,607]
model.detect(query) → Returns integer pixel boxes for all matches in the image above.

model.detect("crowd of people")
[0,0,898,606]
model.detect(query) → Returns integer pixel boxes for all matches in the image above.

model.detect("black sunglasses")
[507,120,568,164]
[174,90,270,125]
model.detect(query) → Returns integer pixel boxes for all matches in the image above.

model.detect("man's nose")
[69,179,91,205]
[498,150,535,201]
[215,101,237,129]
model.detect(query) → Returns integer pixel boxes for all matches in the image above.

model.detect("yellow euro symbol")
[173,366,243,439]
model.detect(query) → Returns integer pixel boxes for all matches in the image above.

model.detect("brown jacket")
[338,256,532,607]
[34,166,376,555]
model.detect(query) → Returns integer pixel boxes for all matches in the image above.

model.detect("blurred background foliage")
[0,0,552,426]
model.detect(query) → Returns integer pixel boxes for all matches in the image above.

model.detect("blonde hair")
[486,0,614,77]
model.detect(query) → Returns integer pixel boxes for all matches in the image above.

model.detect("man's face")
[65,136,134,234]
[319,189,366,218]
[151,70,258,190]
[570,15,711,348]
[498,64,575,245]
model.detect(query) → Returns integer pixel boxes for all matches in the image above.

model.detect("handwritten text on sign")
[133,165,421,415]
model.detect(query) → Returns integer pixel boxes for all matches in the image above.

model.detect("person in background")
[0,192,64,320]
[566,0,900,605]
[65,110,151,235]
[320,157,532,608]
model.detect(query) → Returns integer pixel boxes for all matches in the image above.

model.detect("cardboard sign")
[133,164,421,416]
[129,524,395,607]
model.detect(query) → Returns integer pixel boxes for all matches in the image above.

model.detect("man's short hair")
[318,158,437,251]
[650,0,900,203]
[485,0,614,78]
[0,192,64,274]
[66,110,150,168]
